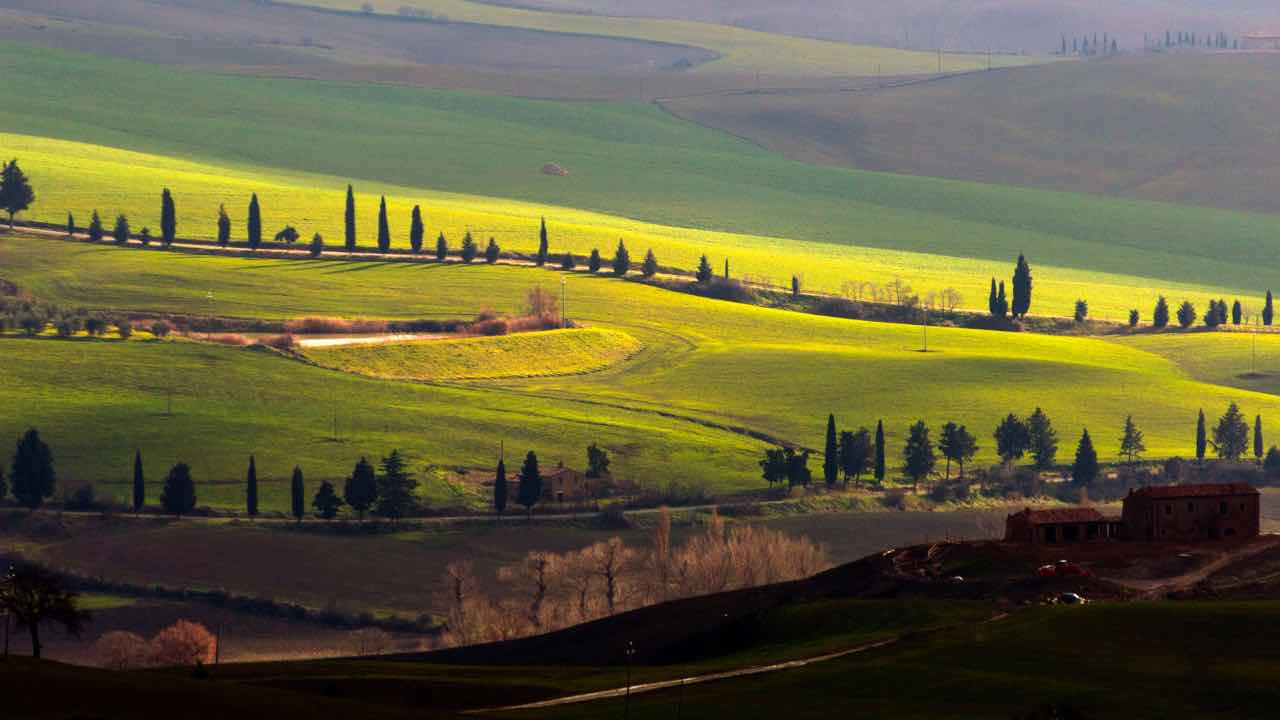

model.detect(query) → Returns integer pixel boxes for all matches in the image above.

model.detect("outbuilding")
[1004,508,1121,545]
[1120,483,1260,542]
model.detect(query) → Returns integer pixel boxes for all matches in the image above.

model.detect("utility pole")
[561,277,567,329]
[624,641,636,720]
[922,307,929,353]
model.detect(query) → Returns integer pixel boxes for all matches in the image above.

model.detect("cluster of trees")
[0,295,133,340]
[439,508,828,647]
[1139,292,1273,330]
[1060,33,1120,56]
[1193,403,1268,465]
[987,254,1033,319]
[93,619,217,670]
[836,277,961,311]
[491,444,611,517]
[1155,30,1237,50]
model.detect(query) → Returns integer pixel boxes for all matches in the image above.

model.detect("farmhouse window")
[1221,502,1228,515]
[1165,505,1172,515]
[1187,502,1194,512]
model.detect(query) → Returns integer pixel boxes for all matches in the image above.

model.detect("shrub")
[204,333,252,346]
[54,314,81,337]
[309,233,324,257]
[64,484,97,510]
[470,317,510,336]
[812,296,862,320]
[84,316,108,336]
[115,320,133,340]
[283,317,388,334]
[18,312,43,336]
[257,333,296,350]
[151,620,217,667]
[150,320,172,338]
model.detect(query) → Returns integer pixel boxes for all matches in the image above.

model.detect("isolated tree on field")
[822,414,839,487]
[1119,416,1146,464]
[493,456,507,516]
[560,252,576,270]
[1196,409,1207,463]
[0,563,89,659]
[1265,291,1274,327]
[1073,299,1088,323]
[760,447,788,488]
[11,428,55,510]
[313,481,343,520]
[247,193,262,250]
[902,420,935,493]
[310,233,324,257]
[132,450,145,513]
[160,188,176,246]
[485,237,500,264]
[435,232,448,262]
[344,184,357,252]
[642,249,658,278]
[377,196,391,252]
[1153,295,1170,329]
[838,428,872,487]
[409,205,424,253]
[1072,429,1099,485]
[461,231,478,263]
[1212,402,1250,461]
[588,248,602,273]
[0,159,35,228]
[244,455,259,518]
[88,210,104,243]
[537,217,549,266]
[939,422,977,480]
[374,450,417,520]
[586,444,610,478]
[994,414,1031,467]
[274,226,299,244]
[217,204,231,246]
[344,457,377,521]
[787,448,812,488]
[291,466,305,523]
[1233,300,1243,325]
[160,462,196,517]
[1128,309,1139,328]
[1012,254,1032,318]
[151,620,217,667]
[517,451,542,520]
[65,212,75,237]
[1177,300,1196,329]
[612,240,630,277]
[113,214,130,245]
[874,420,886,483]
[1027,408,1058,470]
[724,258,730,279]
[696,254,713,284]
[1256,415,1265,463]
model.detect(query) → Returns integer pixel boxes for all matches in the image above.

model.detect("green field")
[1114,329,1280,397]
[5,234,1280,510]
[5,44,1280,320]
[302,328,643,381]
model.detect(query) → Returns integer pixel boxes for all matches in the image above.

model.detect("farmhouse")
[1004,508,1121,545]
[541,462,596,503]
[1242,33,1280,50]
[1120,483,1260,542]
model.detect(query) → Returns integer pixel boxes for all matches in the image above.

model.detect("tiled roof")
[1011,508,1107,525]
[1132,483,1258,499]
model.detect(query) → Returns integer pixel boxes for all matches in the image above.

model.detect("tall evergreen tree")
[1119,416,1146,464]
[377,196,391,252]
[1196,409,1207,462]
[537,217,549,266]
[1265,291,1274,327]
[1072,429,1099,485]
[1232,300,1243,325]
[612,240,631,277]
[435,232,448,262]
[1212,403,1250,461]
[696,254,713,284]
[375,450,417,520]
[588,248,602,273]
[1153,295,1170,329]
[132,450,145,513]
[344,184,357,252]
[485,237,501,264]
[88,210,104,243]
[874,420,886,483]
[66,212,75,237]
[902,420,936,493]
[11,428,55,510]
[461,232,478,263]
[160,462,196,517]
[642,249,658,278]
[823,414,839,487]
[344,457,377,521]
[247,193,262,250]
[1177,300,1197,329]
[994,414,1031,466]
[246,455,259,518]
[312,481,344,520]
[988,278,999,316]
[1255,415,1265,463]
[1027,407,1058,470]
[113,214,130,245]
[160,188,176,247]
[409,205,424,253]
[1012,254,1032,318]
[290,466,305,524]
[996,281,1009,318]
[0,159,35,228]
[517,451,542,519]
[493,456,508,516]
[216,204,231,247]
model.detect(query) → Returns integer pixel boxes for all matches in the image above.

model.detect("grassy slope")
[4,45,1280,318]
[6,236,1280,509]
[302,328,643,381]
[525,602,1280,719]
[665,53,1280,214]
[1113,329,1280,397]
[297,0,1033,76]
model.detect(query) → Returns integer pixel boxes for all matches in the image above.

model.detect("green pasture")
[1112,329,1280,396]
[4,45,1280,318]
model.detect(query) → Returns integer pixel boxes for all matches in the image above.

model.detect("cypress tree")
[1233,300,1243,325]
[1256,415,1265,463]
[247,194,262,250]
[901,420,936,493]
[1196,410,1207,462]
[485,237,500,264]
[791,275,801,298]
[0,159,35,228]
[113,214,131,245]
[1153,295,1170,329]
[696,254,713,284]
[560,251,575,270]
[310,233,324,257]
[160,188,176,247]
[588,248,602,273]
[217,204,231,247]
[493,456,507,516]
[874,420,886,483]
[517,451,542,520]
[461,231,478,263]
[291,466,305,523]
[1027,407,1059,470]
[344,457,377,521]
[409,205,424,253]
[823,414,839,487]
[435,232,448,262]
[374,450,418,520]
[997,281,1009,318]
[1265,291,1274,327]
[344,184,356,252]
[377,195,391,252]
[1072,429,1099,485]
[66,212,75,237]
[312,481,343,520]
[988,278,998,316]
[537,217,549,266]
[642,249,658,277]
[132,450,145,513]
[1012,254,1032,317]
[724,258,730,279]
[88,210,104,243]
[11,429,55,510]
[246,455,259,518]
[612,240,630,277]
[160,463,196,517]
